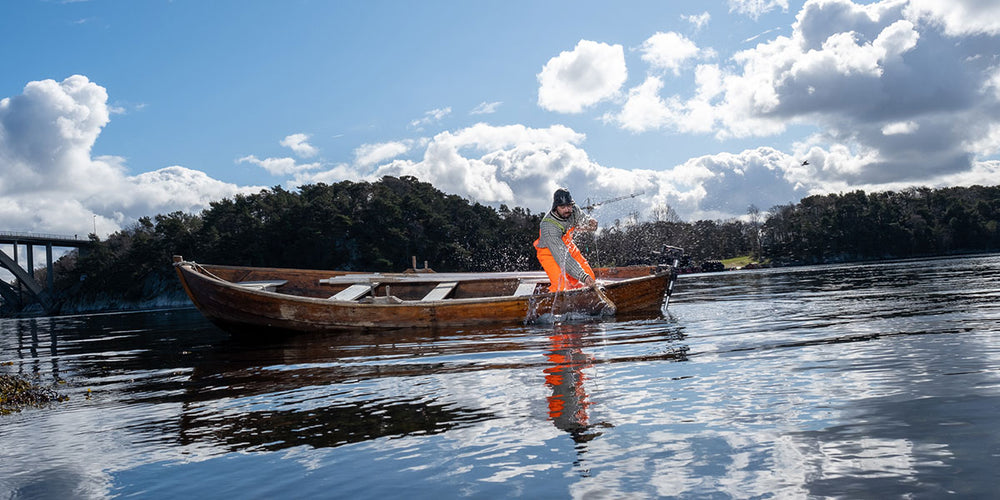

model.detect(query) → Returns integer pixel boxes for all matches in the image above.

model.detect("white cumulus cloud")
[354,140,418,167]
[537,40,627,113]
[602,0,1000,194]
[237,154,322,176]
[295,122,809,223]
[640,32,707,75]
[280,133,318,158]
[904,0,1000,36]
[0,75,259,237]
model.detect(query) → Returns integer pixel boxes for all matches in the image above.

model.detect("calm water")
[2,255,1000,499]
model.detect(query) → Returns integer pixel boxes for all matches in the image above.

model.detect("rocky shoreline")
[0,372,68,415]
[4,270,193,318]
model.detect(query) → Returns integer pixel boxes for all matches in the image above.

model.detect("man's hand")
[585,219,598,231]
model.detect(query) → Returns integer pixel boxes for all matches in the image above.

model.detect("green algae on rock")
[0,373,68,415]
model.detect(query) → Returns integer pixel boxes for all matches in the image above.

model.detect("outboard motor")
[652,245,685,310]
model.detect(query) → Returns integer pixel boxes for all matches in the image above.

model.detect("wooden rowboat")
[172,256,678,333]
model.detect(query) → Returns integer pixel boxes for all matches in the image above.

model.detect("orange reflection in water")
[544,325,604,442]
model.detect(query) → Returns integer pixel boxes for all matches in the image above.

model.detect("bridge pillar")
[47,244,54,291]
[11,242,20,303]
[27,244,35,283]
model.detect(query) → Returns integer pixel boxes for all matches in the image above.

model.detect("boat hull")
[174,259,674,333]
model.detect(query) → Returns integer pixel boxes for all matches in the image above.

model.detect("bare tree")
[651,204,682,223]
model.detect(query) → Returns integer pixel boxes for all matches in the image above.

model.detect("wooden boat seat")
[330,283,377,301]
[319,271,548,285]
[513,282,538,296]
[421,281,457,301]
[360,295,403,304]
[234,280,287,292]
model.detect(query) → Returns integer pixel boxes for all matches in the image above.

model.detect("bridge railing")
[0,231,88,241]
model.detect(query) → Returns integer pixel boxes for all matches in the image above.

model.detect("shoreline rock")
[0,373,68,415]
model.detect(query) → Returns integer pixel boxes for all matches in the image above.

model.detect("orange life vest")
[534,218,595,292]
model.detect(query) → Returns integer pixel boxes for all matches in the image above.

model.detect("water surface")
[2,255,999,498]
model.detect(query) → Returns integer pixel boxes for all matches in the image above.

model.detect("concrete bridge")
[0,231,93,314]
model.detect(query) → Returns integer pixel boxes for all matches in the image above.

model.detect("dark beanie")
[552,188,574,210]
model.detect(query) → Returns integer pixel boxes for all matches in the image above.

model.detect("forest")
[12,176,1000,310]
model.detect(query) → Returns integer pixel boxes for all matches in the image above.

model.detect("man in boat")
[534,188,598,292]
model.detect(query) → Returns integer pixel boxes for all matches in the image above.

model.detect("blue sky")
[2,0,1000,242]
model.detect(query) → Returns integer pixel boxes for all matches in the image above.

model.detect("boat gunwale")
[176,261,670,308]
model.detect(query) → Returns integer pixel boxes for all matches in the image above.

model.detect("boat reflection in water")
[170,327,513,453]
[5,308,689,464]
[144,318,687,456]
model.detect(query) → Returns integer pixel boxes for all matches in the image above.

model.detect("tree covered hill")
[24,177,1000,313]
[763,186,1000,264]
